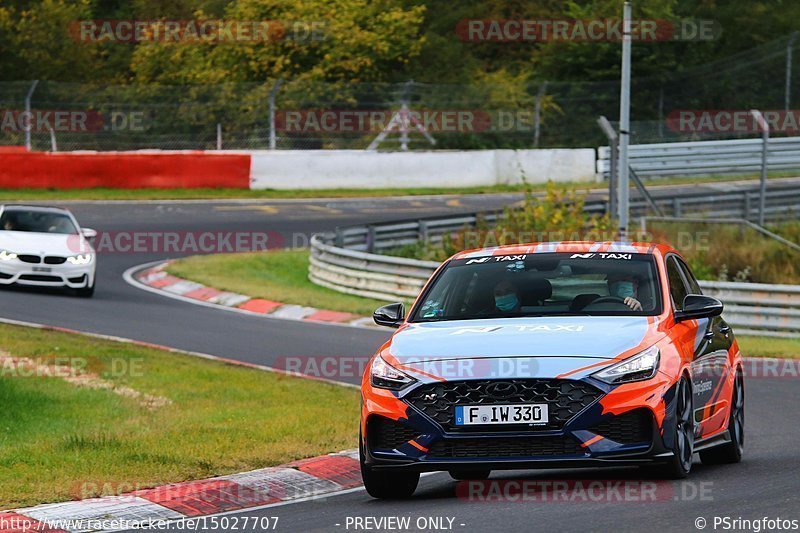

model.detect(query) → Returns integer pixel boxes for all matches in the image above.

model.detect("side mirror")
[81,228,97,239]
[674,294,723,322]
[373,303,405,328]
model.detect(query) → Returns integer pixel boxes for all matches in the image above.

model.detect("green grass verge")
[0,172,792,201]
[166,249,392,316]
[737,335,800,358]
[0,322,358,508]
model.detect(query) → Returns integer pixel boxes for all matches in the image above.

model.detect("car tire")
[700,370,744,465]
[360,439,419,499]
[449,469,491,481]
[644,376,694,479]
[75,283,95,298]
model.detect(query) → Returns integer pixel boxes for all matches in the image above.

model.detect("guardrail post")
[418,220,429,242]
[334,228,344,247]
[672,198,682,218]
[743,194,751,221]
[366,226,376,253]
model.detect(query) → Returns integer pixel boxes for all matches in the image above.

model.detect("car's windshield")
[0,210,77,235]
[410,251,662,322]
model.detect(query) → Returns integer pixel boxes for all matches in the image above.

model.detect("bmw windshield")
[410,252,663,322]
[0,209,78,234]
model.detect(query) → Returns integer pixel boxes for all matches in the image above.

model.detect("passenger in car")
[492,279,522,313]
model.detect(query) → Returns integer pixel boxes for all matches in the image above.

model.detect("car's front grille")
[368,416,420,451]
[589,409,652,444]
[18,254,41,264]
[406,379,602,431]
[19,274,61,282]
[44,256,66,265]
[427,436,582,458]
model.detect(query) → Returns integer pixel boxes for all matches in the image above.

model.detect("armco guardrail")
[598,136,800,178]
[311,231,800,338]
[330,182,800,255]
[699,281,800,338]
[309,234,438,301]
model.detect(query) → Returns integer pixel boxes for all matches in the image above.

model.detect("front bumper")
[0,260,95,288]
[362,374,677,471]
[364,422,673,472]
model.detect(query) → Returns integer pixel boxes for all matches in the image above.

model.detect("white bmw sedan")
[0,205,97,297]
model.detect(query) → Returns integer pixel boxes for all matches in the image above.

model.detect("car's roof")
[0,204,71,214]
[452,240,675,260]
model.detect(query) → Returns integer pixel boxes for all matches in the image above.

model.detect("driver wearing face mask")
[607,274,643,311]
[608,275,642,311]
[493,279,521,313]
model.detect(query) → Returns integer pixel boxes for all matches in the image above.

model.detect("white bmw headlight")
[0,250,18,261]
[66,253,94,265]
[370,354,416,390]
[593,345,660,384]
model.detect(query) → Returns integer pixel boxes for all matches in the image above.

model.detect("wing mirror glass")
[674,294,723,322]
[373,303,405,328]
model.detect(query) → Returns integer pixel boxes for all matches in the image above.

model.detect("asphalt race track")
[1,186,798,532]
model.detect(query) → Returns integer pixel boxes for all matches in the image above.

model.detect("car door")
[673,256,732,439]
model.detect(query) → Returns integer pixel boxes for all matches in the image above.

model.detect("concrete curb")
[125,261,378,330]
[1,450,361,532]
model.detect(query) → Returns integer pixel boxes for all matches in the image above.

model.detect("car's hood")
[389,316,661,381]
[0,231,91,255]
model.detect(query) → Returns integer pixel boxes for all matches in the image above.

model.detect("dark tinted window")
[666,257,689,309]
[0,210,77,234]
[410,252,662,322]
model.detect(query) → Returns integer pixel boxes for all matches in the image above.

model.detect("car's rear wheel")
[449,469,491,481]
[700,369,744,465]
[360,437,419,499]
[645,376,694,479]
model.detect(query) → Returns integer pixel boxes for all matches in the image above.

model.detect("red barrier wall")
[0,151,251,189]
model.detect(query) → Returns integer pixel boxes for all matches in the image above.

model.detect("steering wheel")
[585,296,627,306]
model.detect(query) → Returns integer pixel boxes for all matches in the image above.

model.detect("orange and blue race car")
[360,241,744,498]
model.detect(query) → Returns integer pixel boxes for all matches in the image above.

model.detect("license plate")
[455,404,549,426]
[32,267,51,273]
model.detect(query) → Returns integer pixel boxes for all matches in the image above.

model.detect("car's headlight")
[370,354,416,390]
[66,253,94,265]
[593,345,660,384]
[0,250,18,261]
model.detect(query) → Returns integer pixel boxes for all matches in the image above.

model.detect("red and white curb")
[1,450,361,532]
[124,261,377,329]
